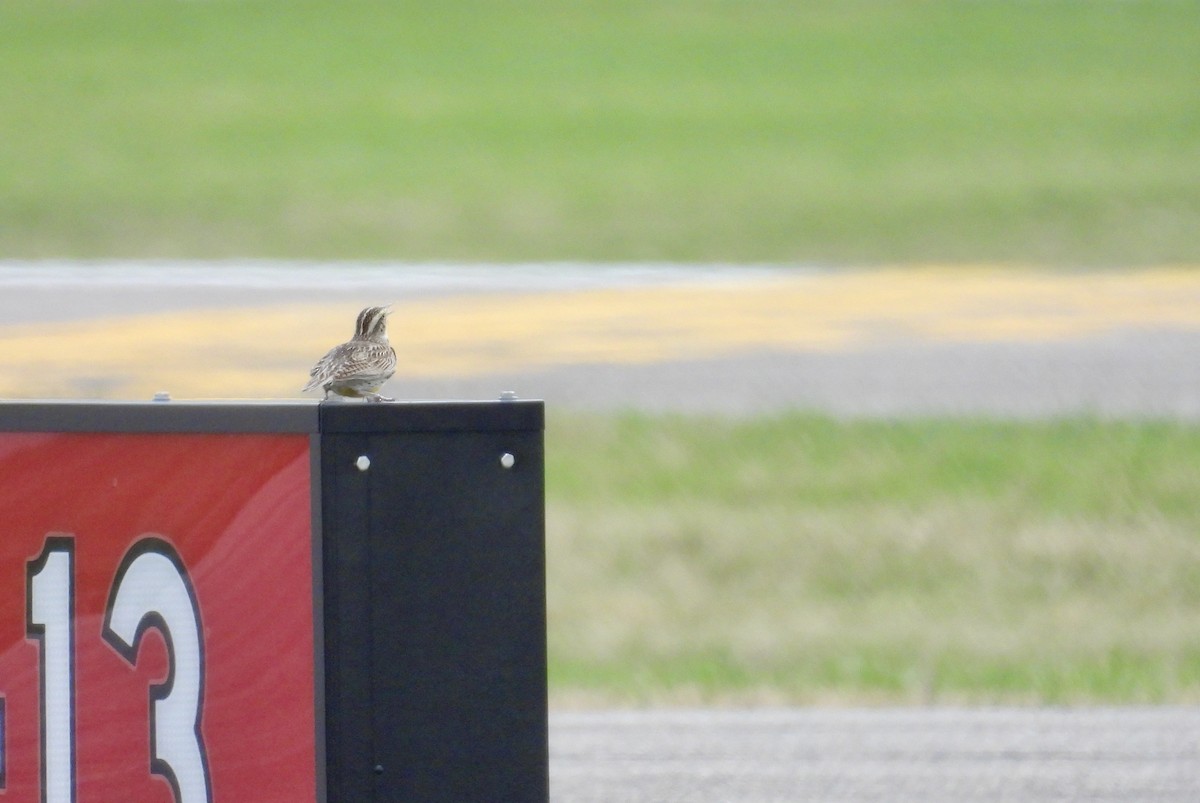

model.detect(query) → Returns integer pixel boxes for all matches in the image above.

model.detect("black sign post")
[318,401,548,802]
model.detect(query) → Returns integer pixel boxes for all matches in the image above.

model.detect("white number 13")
[27,536,211,803]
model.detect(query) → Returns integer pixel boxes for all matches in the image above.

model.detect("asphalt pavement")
[551,708,1200,802]
[0,261,1197,416]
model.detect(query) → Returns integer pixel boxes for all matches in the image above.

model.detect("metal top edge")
[0,399,544,435]
[318,399,544,434]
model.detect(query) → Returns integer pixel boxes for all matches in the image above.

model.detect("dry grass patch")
[546,413,1200,705]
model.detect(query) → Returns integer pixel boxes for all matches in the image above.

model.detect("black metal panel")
[318,399,543,434]
[320,431,379,801]
[320,409,548,802]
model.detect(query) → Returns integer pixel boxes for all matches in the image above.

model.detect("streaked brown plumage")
[303,305,397,402]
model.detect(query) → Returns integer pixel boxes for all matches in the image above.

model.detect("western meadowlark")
[303,305,398,402]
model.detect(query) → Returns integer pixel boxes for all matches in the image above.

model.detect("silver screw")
[499,390,518,401]
[152,391,171,402]
[500,452,516,469]
[355,455,371,471]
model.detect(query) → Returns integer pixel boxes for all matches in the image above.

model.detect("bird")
[303,305,398,402]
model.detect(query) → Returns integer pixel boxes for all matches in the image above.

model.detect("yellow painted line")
[0,266,1196,400]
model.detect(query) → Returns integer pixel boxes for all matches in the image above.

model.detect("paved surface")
[0,261,1197,415]
[402,331,1200,418]
[551,708,1200,802]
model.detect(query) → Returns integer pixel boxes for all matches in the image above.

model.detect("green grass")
[1,0,1198,263]
[546,413,1200,705]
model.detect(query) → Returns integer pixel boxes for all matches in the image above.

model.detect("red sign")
[0,433,318,802]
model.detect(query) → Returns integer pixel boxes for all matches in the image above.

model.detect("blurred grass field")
[547,413,1200,705]
[2,0,1198,263]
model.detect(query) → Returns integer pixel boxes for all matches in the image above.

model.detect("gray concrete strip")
[0,261,787,323]
[396,330,1200,419]
[550,707,1200,802]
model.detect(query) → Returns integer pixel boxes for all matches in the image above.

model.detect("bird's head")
[354,305,392,340]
